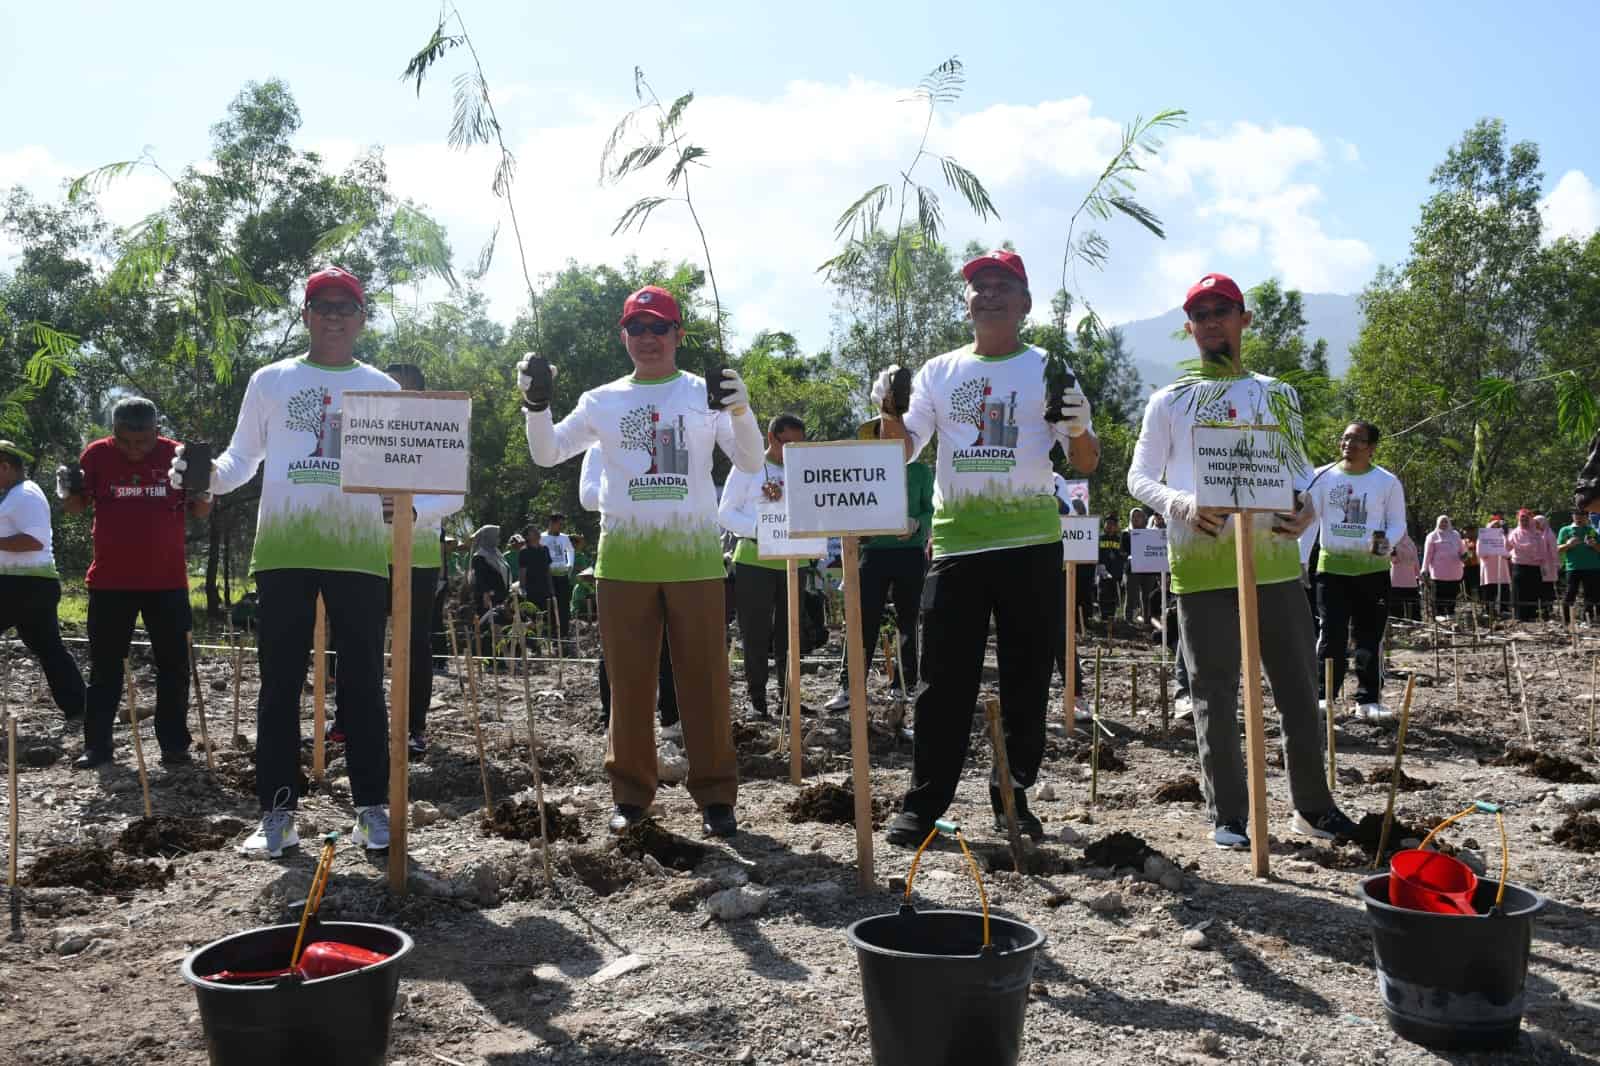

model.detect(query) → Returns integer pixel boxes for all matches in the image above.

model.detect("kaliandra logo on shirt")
[619,404,690,501]
[1327,482,1369,538]
[948,376,1019,473]
[284,386,342,485]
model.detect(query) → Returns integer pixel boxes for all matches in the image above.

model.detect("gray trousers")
[1125,572,1160,622]
[1176,580,1333,826]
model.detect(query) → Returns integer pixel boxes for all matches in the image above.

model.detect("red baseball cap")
[962,250,1028,287]
[1182,273,1245,312]
[619,285,682,326]
[305,266,365,307]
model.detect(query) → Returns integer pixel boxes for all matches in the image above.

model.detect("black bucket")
[181,922,412,1066]
[847,906,1045,1066]
[1359,874,1545,1051]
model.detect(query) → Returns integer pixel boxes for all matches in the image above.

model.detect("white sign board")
[1193,426,1295,513]
[340,391,471,494]
[783,440,909,538]
[1061,515,1100,564]
[1129,528,1170,573]
[756,502,827,559]
[1476,527,1506,557]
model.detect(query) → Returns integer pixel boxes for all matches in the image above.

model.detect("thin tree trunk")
[205,510,222,619]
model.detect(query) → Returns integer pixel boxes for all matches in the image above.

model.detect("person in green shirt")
[1557,508,1600,626]
[824,421,936,713]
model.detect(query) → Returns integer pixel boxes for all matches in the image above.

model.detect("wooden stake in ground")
[1130,662,1138,717]
[445,613,465,696]
[517,619,554,889]
[1372,675,1419,868]
[124,658,152,819]
[488,614,507,740]
[386,495,416,893]
[1590,655,1597,748]
[1091,647,1103,806]
[1454,644,1462,715]
[185,632,214,772]
[1159,664,1169,736]
[312,595,327,781]
[229,620,244,746]
[1325,656,1337,791]
[1433,617,1442,681]
[1063,565,1078,726]
[983,697,1024,874]
[1511,642,1533,743]
[786,559,803,785]
[466,622,491,810]
[7,712,18,929]
[841,536,875,890]
[548,596,565,688]
[1502,644,1513,698]
[1233,517,1271,878]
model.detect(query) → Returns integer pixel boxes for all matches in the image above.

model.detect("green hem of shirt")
[629,371,683,385]
[295,356,365,373]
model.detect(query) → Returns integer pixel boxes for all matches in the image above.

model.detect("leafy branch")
[0,322,80,437]
[1387,368,1598,444]
[599,71,727,354]
[400,3,543,344]
[819,56,999,365]
[1057,109,1187,341]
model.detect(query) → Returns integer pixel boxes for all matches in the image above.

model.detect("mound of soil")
[117,816,242,858]
[785,783,890,827]
[1152,775,1203,803]
[561,849,639,896]
[1553,813,1600,853]
[1366,767,1435,791]
[1493,745,1596,784]
[482,799,582,843]
[26,846,172,895]
[739,750,822,781]
[213,754,313,799]
[1083,830,1159,870]
[616,819,708,872]
[499,742,584,787]
[1351,812,1428,858]
[976,845,1069,875]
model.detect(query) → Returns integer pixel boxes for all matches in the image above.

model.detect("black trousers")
[1052,571,1086,691]
[256,568,388,812]
[0,576,84,719]
[598,637,678,727]
[903,542,1057,821]
[393,567,437,735]
[1432,579,1460,619]
[1564,570,1600,624]
[85,588,191,754]
[550,574,573,646]
[1097,575,1122,619]
[1512,563,1542,621]
[837,546,925,690]
[1389,586,1420,622]
[734,563,788,713]
[1316,570,1390,704]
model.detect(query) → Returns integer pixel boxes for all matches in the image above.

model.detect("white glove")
[169,444,189,490]
[870,367,896,408]
[510,581,523,597]
[1161,490,1201,528]
[715,368,751,416]
[1055,384,1093,438]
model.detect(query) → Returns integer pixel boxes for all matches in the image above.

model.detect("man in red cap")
[519,285,764,838]
[169,266,399,858]
[875,249,1099,846]
[1128,273,1356,851]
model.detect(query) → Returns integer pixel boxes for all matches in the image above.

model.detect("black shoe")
[1291,806,1360,842]
[160,748,193,767]
[594,714,611,734]
[407,732,428,757]
[702,804,737,838]
[745,704,772,722]
[607,804,646,834]
[885,810,932,848]
[990,786,1044,840]
[74,748,113,770]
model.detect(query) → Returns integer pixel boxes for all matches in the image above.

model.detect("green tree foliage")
[1349,119,1600,528]
[827,228,969,384]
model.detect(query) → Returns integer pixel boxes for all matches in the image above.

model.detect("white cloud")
[1209,185,1374,292]
[1540,169,1600,244]
[1217,224,1261,257]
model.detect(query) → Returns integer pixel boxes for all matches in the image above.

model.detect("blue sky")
[4,0,1597,354]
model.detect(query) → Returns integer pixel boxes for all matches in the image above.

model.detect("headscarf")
[473,525,511,588]
[1435,515,1452,533]
[1533,514,1548,532]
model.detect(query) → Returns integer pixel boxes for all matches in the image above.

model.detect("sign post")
[784,440,908,890]
[312,596,327,782]
[342,390,471,894]
[1130,527,1170,728]
[1194,424,1295,877]
[757,502,826,784]
[1061,514,1099,729]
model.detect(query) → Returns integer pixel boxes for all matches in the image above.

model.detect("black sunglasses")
[1187,304,1238,324]
[308,298,364,318]
[624,319,674,337]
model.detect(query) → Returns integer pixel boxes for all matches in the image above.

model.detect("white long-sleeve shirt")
[210,355,398,577]
[577,446,603,512]
[718,458,787,571]
[525,370,762,582]
[1127,371,1311,594]
[1304,462,1407,577]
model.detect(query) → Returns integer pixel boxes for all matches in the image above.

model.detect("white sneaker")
[1356,702,1395,722]
[823,687,851,712]
[1074,698,1093,723]
[1318,698,1328,714]
[1211,821,1249,850]
[659,721,683,742]
[352,805,391,850]
[1173,695,1194,721]
[239,811,299,859]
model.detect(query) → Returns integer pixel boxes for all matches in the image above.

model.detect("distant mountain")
[1113,292,1364,393]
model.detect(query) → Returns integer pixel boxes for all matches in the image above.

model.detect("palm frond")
[914,184,944,244]
[938,156,999,222]
[491,151,516,198]
[1556,371,1599,442]
[67,160,144,203]
[831,184,892,241]
[611,196,672,236]
[913,56,965,104]
[665,92,695,132]
[312,217,369,258]
[108,214,173,293]
[665,145,708,189]
[28,322,80,362]
[607,143,667,184]
[400,20,465,96]
[1106,194,1166,238]
[469,222,500,280]
[393,203,459,290]
[816,243,866,280]
[449,71,497,149]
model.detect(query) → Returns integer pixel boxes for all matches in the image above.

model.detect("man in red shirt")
[61,397,210,768]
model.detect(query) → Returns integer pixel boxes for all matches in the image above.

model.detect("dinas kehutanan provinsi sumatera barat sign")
[338,391,472,494]
[781,440,908,539]
[1192,425,1294,513]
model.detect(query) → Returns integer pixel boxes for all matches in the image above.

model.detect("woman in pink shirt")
[1421,515,1464,619]
[1507,508,1549,621]
[1536,514,1558,619]
[1389,530,1421,621]
[1480,518,1511,617]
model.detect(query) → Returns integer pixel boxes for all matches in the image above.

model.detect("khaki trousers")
[598,578,737,809]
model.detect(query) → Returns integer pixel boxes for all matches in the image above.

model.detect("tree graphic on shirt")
[619,405,657,470]
[286,387,328,455]
[948,377,990,444]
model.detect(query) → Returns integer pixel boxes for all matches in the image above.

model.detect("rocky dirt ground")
[2,610,1599,1066]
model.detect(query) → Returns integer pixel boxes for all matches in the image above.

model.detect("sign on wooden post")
[784,440,908,890]
[342,390,471,894]
[1128,528,1169,574]
[1061,515,1099,727]
[1475,527,1506,557]
[758,502,825,785]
